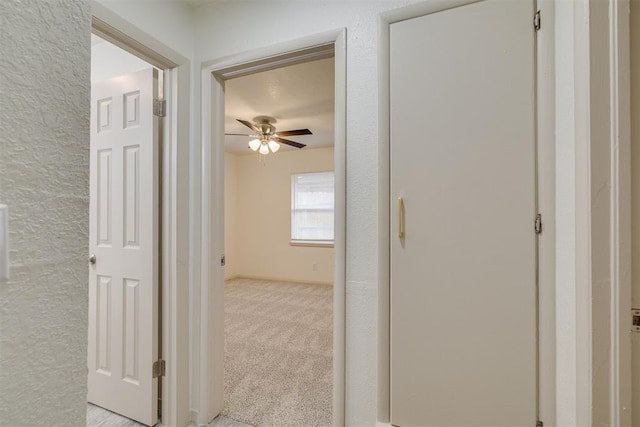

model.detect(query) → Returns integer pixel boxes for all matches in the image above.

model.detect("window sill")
[290,240,334,248]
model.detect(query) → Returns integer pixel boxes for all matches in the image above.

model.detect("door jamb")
[377,0,556,424]
[586,0,633,424]
[612,2,633,423]
[198,29,347,426]
[91,4,191,426]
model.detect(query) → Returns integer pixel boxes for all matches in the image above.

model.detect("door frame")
[377,0,556,424]
[551,0,632,424]
[583,0,633,424]
[92,4,191,426]
[197,29,347,426]
[379,0,635,425]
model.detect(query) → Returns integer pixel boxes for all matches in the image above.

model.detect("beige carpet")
[222,278,333,427]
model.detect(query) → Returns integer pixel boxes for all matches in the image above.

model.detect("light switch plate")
[0,205,8,281]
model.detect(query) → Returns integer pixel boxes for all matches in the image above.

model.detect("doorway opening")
[197,30,346,426]
[87,33,164,427]
[221,57,335,425]
[86,8,190,425]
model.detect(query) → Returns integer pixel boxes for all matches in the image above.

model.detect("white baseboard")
[187,409,207,427]
[231,274,333,286]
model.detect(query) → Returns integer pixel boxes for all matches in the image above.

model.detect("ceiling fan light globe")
[268,140,280,153]
[259,143,270,155]
[248,139,261,151]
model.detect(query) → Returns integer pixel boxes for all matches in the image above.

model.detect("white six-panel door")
[390,1,538,425]
[88,68,159,426]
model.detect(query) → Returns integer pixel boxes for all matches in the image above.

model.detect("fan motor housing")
[258,123,276,137]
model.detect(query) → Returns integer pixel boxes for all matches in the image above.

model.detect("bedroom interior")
[222,57,336,426]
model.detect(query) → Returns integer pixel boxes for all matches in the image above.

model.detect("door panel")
[390,1,537,425]
[88,68,159,426]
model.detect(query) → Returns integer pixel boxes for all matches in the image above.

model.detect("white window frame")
[290,171,335,247]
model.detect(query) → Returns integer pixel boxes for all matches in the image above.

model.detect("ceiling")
[224,57,335,155]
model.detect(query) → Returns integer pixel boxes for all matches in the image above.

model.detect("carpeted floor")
[221,278,333,427]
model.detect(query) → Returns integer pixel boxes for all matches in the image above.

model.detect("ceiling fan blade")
[276,128,312,137]
[273,136,306,149]
[237,119,259,132]
[225,133,255,137]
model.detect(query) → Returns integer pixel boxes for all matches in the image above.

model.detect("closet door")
[390,1,538,425]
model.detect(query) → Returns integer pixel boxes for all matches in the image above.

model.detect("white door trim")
[610,1,633,423]
[198,29,347,426]
[549,0,633,423]
[587,0,633,424]
[91,4,192,426]
[378,0,555,424]
[566,0,633,424]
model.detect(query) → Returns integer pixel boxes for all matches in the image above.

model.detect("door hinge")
[535,214,542,235]
[632,309,640,332]
[536,421,544,427]
[153,99,166,117]
[534,11,541,31]
[221,255,226,267]
[153,359,166,378]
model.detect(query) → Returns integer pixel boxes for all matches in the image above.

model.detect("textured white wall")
[0,1,91,426]
[192,1,420,424]
[228,148,335,285]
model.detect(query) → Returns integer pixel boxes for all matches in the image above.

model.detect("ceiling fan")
[225,116,312,155]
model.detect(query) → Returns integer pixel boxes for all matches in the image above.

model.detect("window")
[291,172,334,245]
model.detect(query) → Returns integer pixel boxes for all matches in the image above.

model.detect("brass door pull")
[398,197,405,238]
